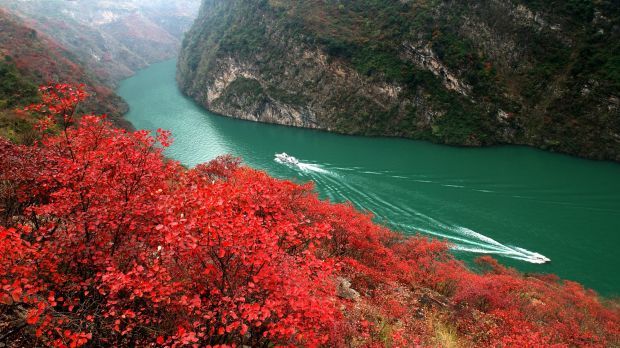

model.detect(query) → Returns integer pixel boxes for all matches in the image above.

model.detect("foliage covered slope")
[0,0,201,85]
[0,84,618,347]
[0,9,128,144]
[178,0,620,161]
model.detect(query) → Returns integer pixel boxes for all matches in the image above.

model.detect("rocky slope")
[0,9,128,143]
[178,0,620,161]
[1,0,201,85]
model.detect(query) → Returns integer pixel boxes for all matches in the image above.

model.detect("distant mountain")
[1,0,201,85]
[0,9,128,143]
[178,0,620,161]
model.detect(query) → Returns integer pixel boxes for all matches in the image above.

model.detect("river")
[118,59,620,296]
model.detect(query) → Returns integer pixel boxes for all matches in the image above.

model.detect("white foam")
[297,162,329,174]
[394,220,550,264]
[455,226,505,248]
[275,154,330,174]
[455,230,550,264]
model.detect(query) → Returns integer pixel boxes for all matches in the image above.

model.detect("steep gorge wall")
[178,0,620,161]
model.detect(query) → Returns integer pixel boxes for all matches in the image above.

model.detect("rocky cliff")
[178,0,620,161]
[1,0,201,85]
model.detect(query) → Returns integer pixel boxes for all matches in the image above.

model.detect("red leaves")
[24,83,88,131]
[0,83,617,347]
[194,154,242,181]
[0,84,341,347]
[10,287,22,303]
[216,248,226,258]
[26,312,40,325]
[0,293,12,305]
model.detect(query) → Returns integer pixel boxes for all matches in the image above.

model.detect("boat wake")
[394,220,550,264]
[452,227,550,264]
[390,206,550,264]
[273,155,550,264]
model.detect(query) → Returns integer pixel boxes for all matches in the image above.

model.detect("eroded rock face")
[401,42,472,96]
[178,0,620,161]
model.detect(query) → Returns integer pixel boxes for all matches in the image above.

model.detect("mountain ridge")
[1,0,201,85]
[0,8,128,143]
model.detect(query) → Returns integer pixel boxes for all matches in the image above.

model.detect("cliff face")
[1,0,201,85]
[178,0,620,161]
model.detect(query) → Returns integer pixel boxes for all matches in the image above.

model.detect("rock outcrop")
[178,0,620,161]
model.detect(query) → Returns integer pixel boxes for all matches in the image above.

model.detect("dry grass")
[428,315,462,348]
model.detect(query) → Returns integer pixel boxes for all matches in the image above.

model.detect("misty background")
[0,0,201,84]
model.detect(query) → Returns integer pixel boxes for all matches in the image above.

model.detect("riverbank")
[1,84,618,345]
[119,60,620,296]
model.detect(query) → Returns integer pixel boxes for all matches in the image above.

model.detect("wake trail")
[274,153,549,264]
[399,224,508,252]
[297,162,330,174]
[394,218,549,264]
[320,174,391,214]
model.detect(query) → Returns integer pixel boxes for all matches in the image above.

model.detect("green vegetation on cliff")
[0,59,38,143]
[0,59,38,110]
[178,0,620,161]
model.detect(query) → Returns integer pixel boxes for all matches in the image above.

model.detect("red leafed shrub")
[0,84,339,347]
[0,84,619,347]
[194,154,242,181]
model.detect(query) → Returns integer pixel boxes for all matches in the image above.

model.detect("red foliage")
[0,84,618,347]
[1,84,339,347]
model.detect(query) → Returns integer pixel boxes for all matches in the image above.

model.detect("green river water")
[118,60,620,296]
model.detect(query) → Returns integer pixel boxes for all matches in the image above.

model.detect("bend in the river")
[118,59,620,296]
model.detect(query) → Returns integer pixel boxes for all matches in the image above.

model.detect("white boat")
[275,152,299,165]
[530,253,551,264]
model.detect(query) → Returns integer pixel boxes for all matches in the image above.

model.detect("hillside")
[1,0,200,85]
[0,9,128,143]
[178,0,620,161]
[0,85,618,347]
